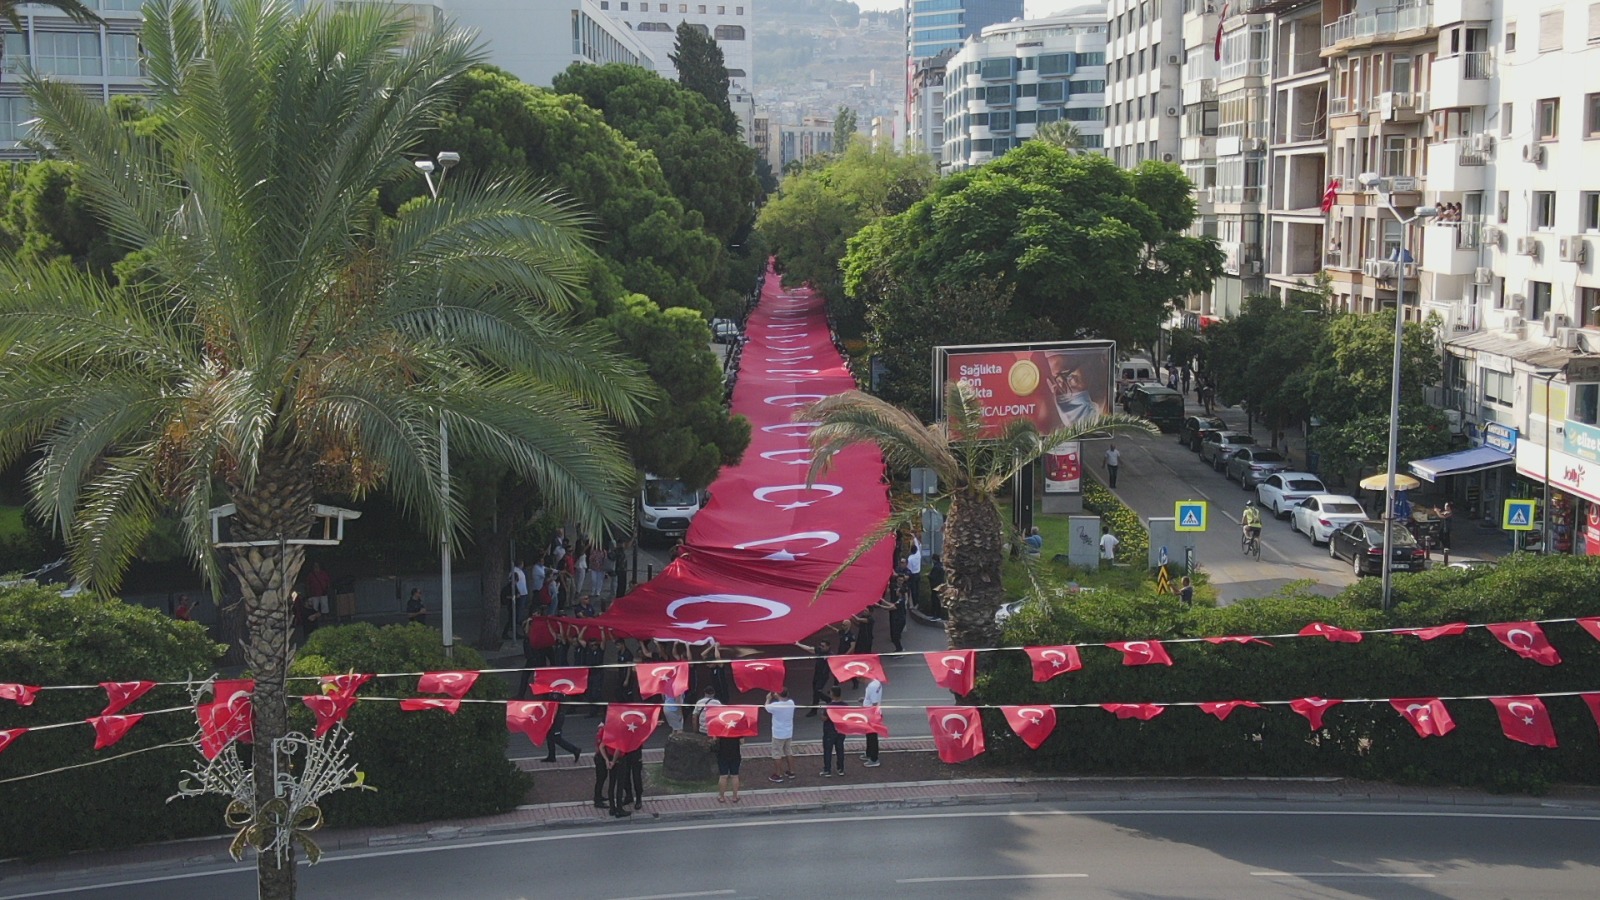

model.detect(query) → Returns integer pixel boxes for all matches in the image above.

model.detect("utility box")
[1146,517,1199,571]
[1066,516,1102,570]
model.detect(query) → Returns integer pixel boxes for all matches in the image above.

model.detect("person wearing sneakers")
[860,676,883,767]
[765,688,797,783]
[820,686,847,777]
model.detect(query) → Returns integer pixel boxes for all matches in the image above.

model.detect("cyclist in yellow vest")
[1241,500,1263,543]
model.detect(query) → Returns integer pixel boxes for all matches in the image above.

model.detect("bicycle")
[1241,528,1262,560]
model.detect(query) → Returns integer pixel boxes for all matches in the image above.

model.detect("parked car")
[1225,447,1291,488]
[0,558,85,597]
[710,318,742,344]
[1291,494,1369,544]
[1256,472,1327,518]
[1199,431,1257,470]
[1123,383,1186,432]
[1328,520,1428,576]
[1179,414,1227,450]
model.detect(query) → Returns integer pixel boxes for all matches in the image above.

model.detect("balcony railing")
[1454,50,1492,80]
[1213,185,1264,204]
[1439,215,1485,251]
[1324,3,1434,49]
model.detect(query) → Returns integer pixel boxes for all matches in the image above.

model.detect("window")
[679,4,688,12]
[1498,190,1510,224]
[638,21,672,31]
[1538,97,1560,141]
[1588,93,1600,137]
[107,33,141,77]
[33,32,102,77]
[1037,81,1065,103]
[1016,109,1037,124]
[0,96,31,142]
[600,1,608,7]
[1575,383,1600,426]
[985,84,1012,106]
[1484,369,1514,408]
[1539,9,1565,52]
[1534,191,1557,230]
[1584,287,1600,328]
[1037,53,1072,76]
[1502,101,1515,137]
[990,112,1012,132]
[1529,281,1553,320]
[1506,20,1517,53]
[979,58,1013,80]
[1585,192,1600,232]
[1019,82,1037,98]
[698,4,706,12]
[713,24,744,40]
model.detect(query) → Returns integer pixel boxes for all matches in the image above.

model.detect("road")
[14,799,1600,899]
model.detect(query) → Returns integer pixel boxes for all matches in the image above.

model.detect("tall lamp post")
[416,150,461,655]
[1535,367,1564,555]
[1358,172,1437,611]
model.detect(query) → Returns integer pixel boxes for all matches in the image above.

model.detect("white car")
[1291,494,1369,544]
[1256,472,1327,518]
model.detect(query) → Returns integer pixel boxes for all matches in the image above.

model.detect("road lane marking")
[1251,872,1435,878]
[897,874,1087,883]
[606,892,736,900]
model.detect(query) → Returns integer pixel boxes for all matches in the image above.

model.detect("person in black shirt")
[581,634,606,716]
[819,686,846,777]
[540,692,582,763]
[715,734,742,803]
[795,637,832,717]
[613,638,639,702]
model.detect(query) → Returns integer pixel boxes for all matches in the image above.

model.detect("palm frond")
[802,390,958,487]
[809,504,923,602]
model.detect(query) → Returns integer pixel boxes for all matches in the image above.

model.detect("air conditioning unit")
[1470,132,1496,153]
[1244,138,1266,152]
[1543,313,1567,336]
[1516,236,1542,258]
[1444,409,1464,434]
[1165,106,1180,117]
[1161,152,1175,162]
[1473,266,1493,284]
[1557,327,1583,350]
[1363,259,1398,279]
[1559,236,1589,264]
[1166,53,1181,66]
[1504,314,1525,336]
[1522,144,1547,165]
[1508,292,1527,312]
[1247,260,1263,275]
[1483,225,1503,244]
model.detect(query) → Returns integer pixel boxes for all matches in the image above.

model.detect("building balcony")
[1182,135,1215,161]
[1213,185,1264,205]
[1323,3,1435,52]
[1378,90,1428,123]
[1425,138,1489,193]
[1421,219,1483,277]
[1430,52,1491,109]
[1433,0,1492,26]
[1182,78,1216,106]
[1222,241,1263,277]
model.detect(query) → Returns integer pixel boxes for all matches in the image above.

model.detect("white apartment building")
[907,49,957,161]
[1104,0,1182,168]
[1261,0,1328,300]
[941,4,1109,172]
[594,0,755,138]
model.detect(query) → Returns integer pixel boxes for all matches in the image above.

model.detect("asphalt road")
[14,799,1600,899]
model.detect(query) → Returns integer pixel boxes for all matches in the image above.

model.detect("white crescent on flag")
[549,679,577,693]
[718,710,746,724]
[762,394,826,407]
[751,484,844,506]
[843,712,870,725]
[1041,649,1068,666]
[941,654,967,674]
[1507,628,1535,648]
[664,594,792,630]
[940,712,969,735]
[1017,707,1046,723]
[1507,701,1537,721]
[759,449,815,465]
[843,661,872,676]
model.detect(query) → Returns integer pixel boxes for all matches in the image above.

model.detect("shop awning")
[1409,446,1514,483]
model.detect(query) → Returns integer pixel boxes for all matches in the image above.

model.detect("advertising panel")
[936,341,1116,440]
[1044,442,1081,494]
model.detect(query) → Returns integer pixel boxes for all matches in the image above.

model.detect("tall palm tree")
[1032,120,1086,155]
[804,382,1153,649]
[0,1,649,896]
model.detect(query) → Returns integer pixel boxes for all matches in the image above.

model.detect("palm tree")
[1032,120,1086,155]
[0,1,649,896]
[804,382,1154,649]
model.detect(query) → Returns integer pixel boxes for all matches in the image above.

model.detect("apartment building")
[595,0,755,138]
[776,116,834,171]
[941,5,1109,172]
[1104,0,1183,168]
[907,49,957,160]
[1261,0,1328,299]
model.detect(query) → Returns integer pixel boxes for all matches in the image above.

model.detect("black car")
[1328,520,1428,576]
[1180,414,1227,450]
[1123,384,1186,432]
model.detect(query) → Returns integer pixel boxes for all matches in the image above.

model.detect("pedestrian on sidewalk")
[715,733,743,803]
[626,745,644,811]
[603,740,633,818]
[886,582,908,652]
[1104,444,1121,489]
[541,694,582,763]
[904,534,923,610]
[860,676,883,768]
[926,555,946,619]
[854,607,877,655]
[796,637,833,716]
[581,632,606,716]
[820,686,847,777]
[591,722,610,809]
[507,561,528,640]
[1181,366,1192,395]
[765,688,797,782]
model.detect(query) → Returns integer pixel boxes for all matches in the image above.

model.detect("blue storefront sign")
[1483,423,1519,454]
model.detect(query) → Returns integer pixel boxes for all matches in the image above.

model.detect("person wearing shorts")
[715,735,742,803]
[765,688,797,782]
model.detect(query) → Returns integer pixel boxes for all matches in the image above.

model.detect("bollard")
[646,564,654,582]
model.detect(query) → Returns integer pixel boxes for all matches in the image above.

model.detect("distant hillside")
[755,5,904,90]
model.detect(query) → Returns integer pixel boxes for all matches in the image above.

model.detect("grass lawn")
[997,501,1218,604]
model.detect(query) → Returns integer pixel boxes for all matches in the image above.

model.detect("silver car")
[1226,447,1291,488]
[1199,431,1256,470]
[1256,472,1327,518]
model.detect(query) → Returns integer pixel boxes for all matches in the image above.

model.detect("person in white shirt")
[1103,445,1121,488]
[1100,531,1120,561]
[860,677,883,767]
[904,535,923,611]
[764,688,797,782]
[509,562,529,633]
[693,685,722,735]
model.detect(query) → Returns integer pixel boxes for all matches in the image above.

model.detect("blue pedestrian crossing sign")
[1174,501,1208,532]
[1502,499,1537,531]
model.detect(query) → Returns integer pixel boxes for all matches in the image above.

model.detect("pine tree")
[670,21,737,135]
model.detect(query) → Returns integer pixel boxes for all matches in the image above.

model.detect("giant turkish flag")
[565,265,893,644]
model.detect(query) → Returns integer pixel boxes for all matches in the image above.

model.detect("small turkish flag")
[1024,645,1082,682]
[0,683,40,706]
[1577,617,1600,643]
[1107,640,1173,667]
[302,694,357,737]
[531,667,590,697]
[1199,700,1262,721]
[99,681,155,716]
[1101,703,1165,721]
[0,728,25,755]
[417,670,479,699]
[1299,622,1363,643]
[1490,696,1557,748]
[828,654,888,684]
[505,701,557,745]
[924,650,976,696]
[1582,693,1600,741]
[731,659,787,693]
[213,679,255,702]
[1320,177,1339,213]
[635,661,690,699]
[197,690,254,759]
[1391,698,1456,738]
[1486,622,1562,666]
[1396,622,1469,641]
[320,673,373,698]
[827,705,888,736]
[601,703,661,753]
[705,705,761,738]
[88,713,143,750]
[400,698,461,714]
[926,706,985,763]
[1290,697,1342,730]
[1202,635,1273,646]
[1001,706,1057,749]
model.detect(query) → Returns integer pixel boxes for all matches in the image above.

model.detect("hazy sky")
[853,0,1059,14]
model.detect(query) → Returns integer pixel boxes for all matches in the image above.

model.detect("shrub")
[1081,474,1148,564]
[0,584,226,856]
[289,623,531,827]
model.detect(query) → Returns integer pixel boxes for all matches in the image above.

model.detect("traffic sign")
[1174,501,1208,532]
[1502,499,1537,531]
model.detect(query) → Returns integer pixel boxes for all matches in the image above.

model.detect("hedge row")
[984,554,1600,793]
[1081,474,1148,564]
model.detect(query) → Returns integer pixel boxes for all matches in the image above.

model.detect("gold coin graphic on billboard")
[1008,359,1040,396]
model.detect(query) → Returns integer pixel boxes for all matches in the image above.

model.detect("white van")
[638,474,706,544]
[1116,358,1159,401]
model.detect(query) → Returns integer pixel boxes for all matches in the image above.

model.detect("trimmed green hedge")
[1081,473,1148,564]
[0,584,226,857]
[985,554,1600,793]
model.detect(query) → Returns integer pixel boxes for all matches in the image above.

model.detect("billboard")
[934,341,1116,440]
[1044,442,1081,494]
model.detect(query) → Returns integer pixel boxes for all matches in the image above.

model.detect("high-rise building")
[1260,0,1328,303]
[908,0,1025,60]
[1103,0,1182,169]
[593,0,755,138]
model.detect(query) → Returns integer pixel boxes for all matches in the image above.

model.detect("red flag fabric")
[1299,621,1363,643]
[924,650,976,696]
[1213,2,1229,61]
[99,681,155,716]
[1490,696,1558,748]
[302,694,357,738]
[1582,693,1600,740]
[1025,645,1083,681]
[1486,622,1562,666]
[531,667,590,697]
[1290,697,1342,730]
[601,703,661,753]
[826,705,888,736]
[400,698,461,714]
[1199,700,1263,721]
[1202,635,1273,646]
[320,673,373,698]
[0,683,40,706]
[1320,177,1340,213]
[1395,622,1469,640]
[0,728,25,756]
[1102,703,1165,720]
[417,670,479,699]
[926,706,985,763]
[1108,640,1174,667]
[88,713,143,750]
[1577,617,1600,643]
[505,700,558,745]
[197,689,254,759]
[635,661,691,699]
[1391,698,1456,738]
[555,266,893,644]
[213,679,255,703]
[828,653,888,684]
[730,658,787,693]
[705,704,761,738]
[1001,705,1058,749]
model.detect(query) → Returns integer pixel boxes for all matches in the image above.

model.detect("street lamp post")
[1359,172,1437,611]
[416,151,461,656]
[1536,367,1564,555]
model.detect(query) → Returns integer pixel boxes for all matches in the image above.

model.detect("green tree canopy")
[832,105,858,154]
[670,21,737,135]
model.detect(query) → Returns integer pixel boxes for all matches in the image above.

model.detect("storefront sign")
[1516,440,1600,506]
[1564,420,1600,466]
[1586,505,1600,557]
[1482,422,1518,454]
